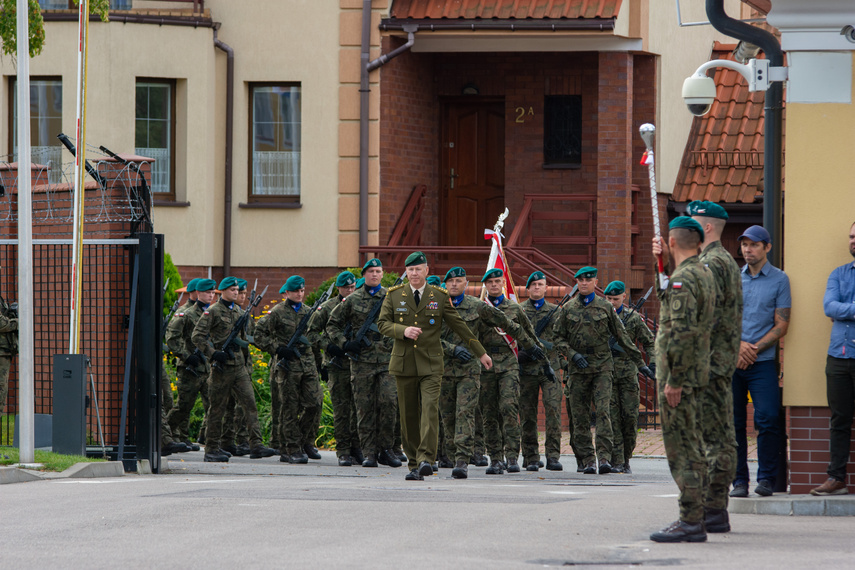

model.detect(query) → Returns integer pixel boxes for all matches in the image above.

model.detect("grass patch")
[0,446,106,472]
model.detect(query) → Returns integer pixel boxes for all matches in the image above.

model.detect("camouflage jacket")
[655,255,715,389]
[191,297,249,366]
[0,295,18,357]
[552,294,643,374]
[612,308,656,366]
[307,295,348,369]
[327,286,393,364]
[254,301,317,374]
[700,240,743,379]
[165,300,209,372]
[440,294,532,376]
[518,298,562,374]
[469,296,539,373]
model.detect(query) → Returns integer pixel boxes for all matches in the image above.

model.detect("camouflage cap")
[218,276,239,290]
[574,266,597,279]
[195,279,217,292]
[669,216,706,241]
[603,280,625,295]
[687,200,728,220]
[363,258,382,272]
[335,271,357,287]
[185,278,200,293]
[405,251,428,266]
[526,271,545,288]
[444,266,466,281]
[283,275,305,292]
[482,268,504,282]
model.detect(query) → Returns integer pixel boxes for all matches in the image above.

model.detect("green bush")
[163,253,184,318]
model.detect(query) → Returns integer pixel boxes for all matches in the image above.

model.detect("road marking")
[546,490,588,495]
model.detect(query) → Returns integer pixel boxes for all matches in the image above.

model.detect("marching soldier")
[378,252,492,481]
[307,270,362,466]
[0,291,19,417]
[327,259,402,469]
[254,275,323,464]
[649,217,716,543]
[221,279,254,457]
[165,278,217,446]
[191,276,276,462]
[553,267,652,475]
[475,268,544,475]
[603,280,656,474]
[438,267,536,479]
[519,271,564,472]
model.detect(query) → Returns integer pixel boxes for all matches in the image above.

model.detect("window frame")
[135,77,177,202]
[542,94,583,169]
[247,81,302,205]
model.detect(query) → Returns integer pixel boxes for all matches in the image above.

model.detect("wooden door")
[441,101,505,246]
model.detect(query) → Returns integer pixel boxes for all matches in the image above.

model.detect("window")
[249,83,301,202]
[135,80,175,198]
[11,77,63,184]
[39,0,132,7]
[543,95,582,167]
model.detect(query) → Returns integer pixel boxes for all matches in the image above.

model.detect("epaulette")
[429,284,448,294]
[389,283,406,292]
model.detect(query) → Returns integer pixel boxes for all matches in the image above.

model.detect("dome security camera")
[682,73,717,116]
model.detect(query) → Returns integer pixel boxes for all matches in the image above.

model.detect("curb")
[0,461,126,485]
[0,466,43,484]
[729,494,855,516]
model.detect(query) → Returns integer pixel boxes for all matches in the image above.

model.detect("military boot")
[233,443,251,457]
[362,454,378,468]
[472,452,488,467]
[583,461,597,474]
[378,449,402,468]
[485,460,505,475]
[622,462,632,475]
[704,507,730,533]
[392,446,407,463]
[162,441,190,456]
[182,440,201,452]
[288,450,309,464]
[506,458,521,473]
[204,449,229,463]
[598,459,612,474]
[526,460,540,472]
[221,444,238,456]
[338,455,353,467]
[351,447,365,464]
[438,455,454,469]
[452,460,468,479]
[650,520,707,543]
[249,445,277,459]
[546,458,563,471]
[304,444,322,460]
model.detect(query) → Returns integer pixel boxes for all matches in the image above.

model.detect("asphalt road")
[2,452,854,569]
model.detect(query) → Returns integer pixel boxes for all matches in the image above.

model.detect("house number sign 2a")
[515,106,535,123]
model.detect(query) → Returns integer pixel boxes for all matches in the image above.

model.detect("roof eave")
[380,18,617,33]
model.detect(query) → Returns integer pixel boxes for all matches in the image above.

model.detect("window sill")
[153,200,190,207]
[542,163,582,170]
[239,202,302,209]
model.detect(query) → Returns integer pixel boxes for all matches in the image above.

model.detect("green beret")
[669,216,706,241]
[482,268,504,282]
[405,251,427,266]
[355,277,365,289]
[426,276,441,286]
[574,266,597,279]
[363,258,382,272]
[237,279,248,291]
[335,271,356,287]
[185,278,200,293]
[218,276,238,290]
[283,275,305,292]
[444,266,466,281]
[526,271,545,288]
[195,279,216,292]
[603,281,625,296]
[687,200,728,220]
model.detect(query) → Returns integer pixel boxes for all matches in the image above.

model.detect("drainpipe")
[358,0,416,259]
[706,0,784,268]
[213,24,234,276]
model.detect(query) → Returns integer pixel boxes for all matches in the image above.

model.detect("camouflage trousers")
[480,368,521,462]
[702,373,737,510]
[327,363,359,458]
[271,361,322,454]
[609,360,640,466]
[660,382,707,524]
[167,367,210,443]
[0,356,11,415]
[268,362,282,449]
[205,363,263,453]
[221,361,254,447]
[563,367,582,468]
[161,362,173,415]
[566,370,613,464]
[440,369,481,463]
[473,395,485,456]
[351,360,397,455]
[520,366,563,465]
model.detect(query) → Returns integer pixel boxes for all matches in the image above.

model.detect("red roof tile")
[672,42,785,204]
[389,0,622,20]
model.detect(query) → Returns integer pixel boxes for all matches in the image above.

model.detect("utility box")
[52,354,88,455]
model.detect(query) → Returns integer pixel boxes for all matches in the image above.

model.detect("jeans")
[825,356,855,482]
[732,360,781,485]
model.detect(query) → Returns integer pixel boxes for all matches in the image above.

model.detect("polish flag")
[483,227,519,356]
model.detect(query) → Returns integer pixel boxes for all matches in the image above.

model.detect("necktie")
[414,290,421,306]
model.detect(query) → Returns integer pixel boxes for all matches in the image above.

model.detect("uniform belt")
[578,342,609,355]
[486,345,509,354]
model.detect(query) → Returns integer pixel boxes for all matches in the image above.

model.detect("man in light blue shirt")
[811,223,855,496]
[730,226,791,498]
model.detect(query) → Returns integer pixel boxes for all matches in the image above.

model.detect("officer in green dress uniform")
[378,252,493,481]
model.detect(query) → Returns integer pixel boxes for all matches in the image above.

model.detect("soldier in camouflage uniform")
[603,280,655,474]
[327,259,402,469]
[221,279,255,456]
[165,278,216,446]
[552,266,651,475]
[191,276,276,462]
[687,201,742,529]
[0,293,18,416]
[307,270,361,466]
[474,268,544,475]
[519,271,565,472]
[649,217,715,543]
[438,267,536,478]
[253,275,323,464]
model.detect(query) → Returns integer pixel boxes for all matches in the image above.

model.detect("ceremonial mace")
[639,123,667,290]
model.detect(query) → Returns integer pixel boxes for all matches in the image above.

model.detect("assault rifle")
[162,282,183,333]
[184,348,208,377]
[213,285,269,369]
[346,276,404,362]
[328,322,352,370]
[530,284,577,383]
[277,283,336,370]
[243,279,259,335]
[608,286,654,356]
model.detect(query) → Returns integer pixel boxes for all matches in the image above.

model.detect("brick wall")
[789,406,842,494]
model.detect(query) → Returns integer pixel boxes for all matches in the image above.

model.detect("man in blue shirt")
[811,223,855,496]
[730,225,791,498]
